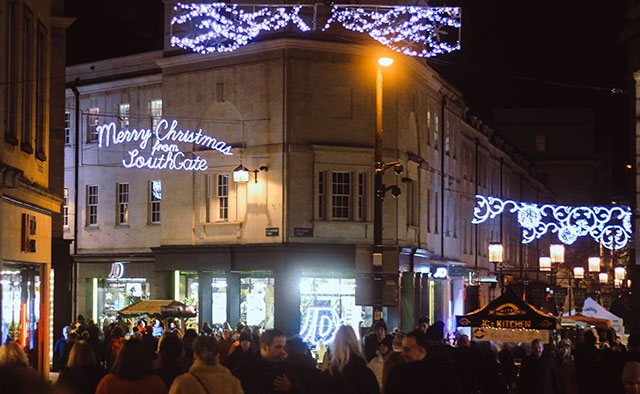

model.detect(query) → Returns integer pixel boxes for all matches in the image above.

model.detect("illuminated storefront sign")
[97,119,233,172]
[108,262,124,279]
[299,306,341,346]
[472,194,632,250]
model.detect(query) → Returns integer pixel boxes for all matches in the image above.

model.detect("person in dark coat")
[556,339,577,394]
[518,339,560,394]
[363,320,393,362]
[52,326,69,372]
[243,328,302,394]
[311,325,380,394]
[224,329,259,393]
[152,331,187,389]
[56,340,105,394]
[574,329,603,394]
[285,337,319,393]
[385,329,461,394]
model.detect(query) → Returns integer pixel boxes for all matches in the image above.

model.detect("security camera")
[394,164,404,176]
[391,185,401,198]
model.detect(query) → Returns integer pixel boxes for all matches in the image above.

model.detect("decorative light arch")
[170,3,461,58]
[472,194,632,250]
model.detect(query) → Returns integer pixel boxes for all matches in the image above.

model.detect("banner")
[471,326,549,344]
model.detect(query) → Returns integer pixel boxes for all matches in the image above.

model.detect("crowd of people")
[1,314,640,393]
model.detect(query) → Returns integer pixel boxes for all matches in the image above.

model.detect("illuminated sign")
[472,194,632,250]
[97,119,233,172]
[299,306,341,346]
[481,319,532,329]
[108,262,124,279]
[432,267,448,279]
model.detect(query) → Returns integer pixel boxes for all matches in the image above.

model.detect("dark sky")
[64,0,632,196]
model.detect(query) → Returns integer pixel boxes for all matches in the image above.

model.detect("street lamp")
[550,244,565,264]
[573,266,585,280]
[588,256,601,273]
[488,243,504,264]
[615,266,626,281]
[539,257,552,272]
[599,272,609,284]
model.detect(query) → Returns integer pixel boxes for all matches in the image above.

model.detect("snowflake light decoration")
[472,194,632,250]
[170,3,461,58]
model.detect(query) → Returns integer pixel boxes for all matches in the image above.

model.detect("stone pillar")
[400,272,415,331]
[274,269,300,337]
[226,272,240,328]
[198,271,213,330]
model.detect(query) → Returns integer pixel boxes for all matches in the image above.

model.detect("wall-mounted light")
[539,256,552,272]
[233,165,250,183]
[573,266,585,279]
[588,256,601,273]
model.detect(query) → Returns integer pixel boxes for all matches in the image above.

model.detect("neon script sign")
[97,118,233,171]
[472,194,632,250]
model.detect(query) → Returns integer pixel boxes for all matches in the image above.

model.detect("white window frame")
[64,112,71,145]
[117,183,129,226]
[87,108,99,142]
[217,174,229,221]
[149,180,161,224]
[149,99,162,130]
[118,103,130,130]
[406,180,418,227]
[331,171,352,220]
[357,172,366,221]
[63,188,69,229]
[86,185,98,226]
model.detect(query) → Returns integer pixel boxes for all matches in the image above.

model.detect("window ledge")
[85,225,99,230]
[5,133,18,145]
[148,222,161,226]
[35,151,46,161]
[21,143,33,154]
[115,224,130,228]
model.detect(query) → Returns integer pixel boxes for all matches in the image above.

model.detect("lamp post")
[488,243,504,291]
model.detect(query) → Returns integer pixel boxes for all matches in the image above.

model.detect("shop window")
[1,264,41,367]
[117,183,129,226]
[211,278,227,325]
[240,277,274,329]
[149,99,162,130]
[149,180,161,224]
[86,185,98,226]
[97,277,149,323]
[118,103,130,130]
[300,277,364,356]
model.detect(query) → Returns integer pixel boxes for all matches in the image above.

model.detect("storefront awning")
[456,288,556,330]
[561,314,611,330]
[118,300,196,319]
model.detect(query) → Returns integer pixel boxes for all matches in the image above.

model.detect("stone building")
[63,3,552,341]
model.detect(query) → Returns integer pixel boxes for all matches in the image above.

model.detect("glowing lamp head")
[233,165,249,183]
[588,256,601,273]
[614,279,623,288]
[615,266,626,281]
[573,266,584,280]
[550,244,565,263]
[488,243,503,264]
[378,57,394,67]
[599,272,608,284]
[539,257,552,272]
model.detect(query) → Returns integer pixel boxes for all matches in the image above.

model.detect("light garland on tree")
[323,5,461,58]
[170,3,461,58]
[171,2,311,55]
[472,194,632,250]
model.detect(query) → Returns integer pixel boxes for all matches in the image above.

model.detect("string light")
[323,5,461,58]
[472,194,632,250]
[171,3,311,55]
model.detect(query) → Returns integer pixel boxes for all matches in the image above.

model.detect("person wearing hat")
[223,329,258,393]
[364,320,393,362]
[556,339,577,394]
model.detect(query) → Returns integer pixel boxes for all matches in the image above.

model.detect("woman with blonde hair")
[311,325,380,394]
[57,340,105,394]
[0,341,29,367]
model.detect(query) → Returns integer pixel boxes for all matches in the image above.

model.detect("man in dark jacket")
[385,330,461,394]
[244,328,302,394]
[364,320,393,362]
[518,339,560,394]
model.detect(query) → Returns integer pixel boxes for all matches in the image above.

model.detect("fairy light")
[472,195,633,250]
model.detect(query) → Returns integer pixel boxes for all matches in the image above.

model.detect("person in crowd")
[153,319,165,338]
[0,342,53,393]
[201,322,213,335]
[182,328,199,368]
[556,339,577,394]
[225,330,259,393]
[416,316,429,334]
[96,337,167,394]
[114,315,129,336]
[368,335,392,390]
[0,341,29,367]
[285,336,319,393]
[364,320,392,362]
[218,323,235,363]
[518,339,560,394]
[622,360,640,394]
[382,329,406,391]
[86,320,102,358]
[385,329,461,394]
[475,345,509,394]
[169,335,243,394]
[498,347,518,392]
[52,325,69,371]
[168,320,183,337]
[311,325,379,394]
[104,326,125,370]
[57,339,105,394]
[137,319,148,335]
[574,329,603,394]
[425,321,470,392]
[243,328,301,394]
[74,314,87,334]
[153,331,187,389]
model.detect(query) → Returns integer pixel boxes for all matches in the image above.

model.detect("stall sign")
[472,327,549,344]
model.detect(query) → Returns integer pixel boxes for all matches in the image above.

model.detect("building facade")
[64,15,552,341]
[1,0,69,377]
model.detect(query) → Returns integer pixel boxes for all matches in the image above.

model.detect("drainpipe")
[440,96,446,258]
[71,80,80,321]
[474,138,479,271]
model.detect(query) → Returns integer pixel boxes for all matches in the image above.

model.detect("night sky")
[64,0,632,197]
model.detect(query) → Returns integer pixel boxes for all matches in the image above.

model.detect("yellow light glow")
[488,243,504,264]
[588,256,601,273]
[378,57,394,67]
[174,270,180,301]
[550,244,564,263]
[233,169,249,183]
[573,266,584,279]
[92,278,98,323]
[626,164,632,169]
[539,257,552,272]
[615,266,626,281]
[599,272,608,284]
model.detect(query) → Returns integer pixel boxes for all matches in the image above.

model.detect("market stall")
[456,289,557,343]
[118,300,197,332]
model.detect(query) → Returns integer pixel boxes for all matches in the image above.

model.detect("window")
[205,174,212,223]
[87,108,99,142]
[535,134,546,153]
[426,101,431,147]
[434,191,439,234]
[150,180,161,224]
[21,7,34,152]
[358,173,366,220]
[118,103,130,130]
[445,120,450,155]
[5,0,19,144]
[117,183,129,226]
[332,172,351,219]
[317,172,325,219]
[35,22,46,160]
[434,114,439,149]
[407,180,418,227]
[217,174,229,221]
[426,189,431,233]
[86,185,98,226]
[64,112,71,145]
[63,188,69,229]
[149,99,162,130]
